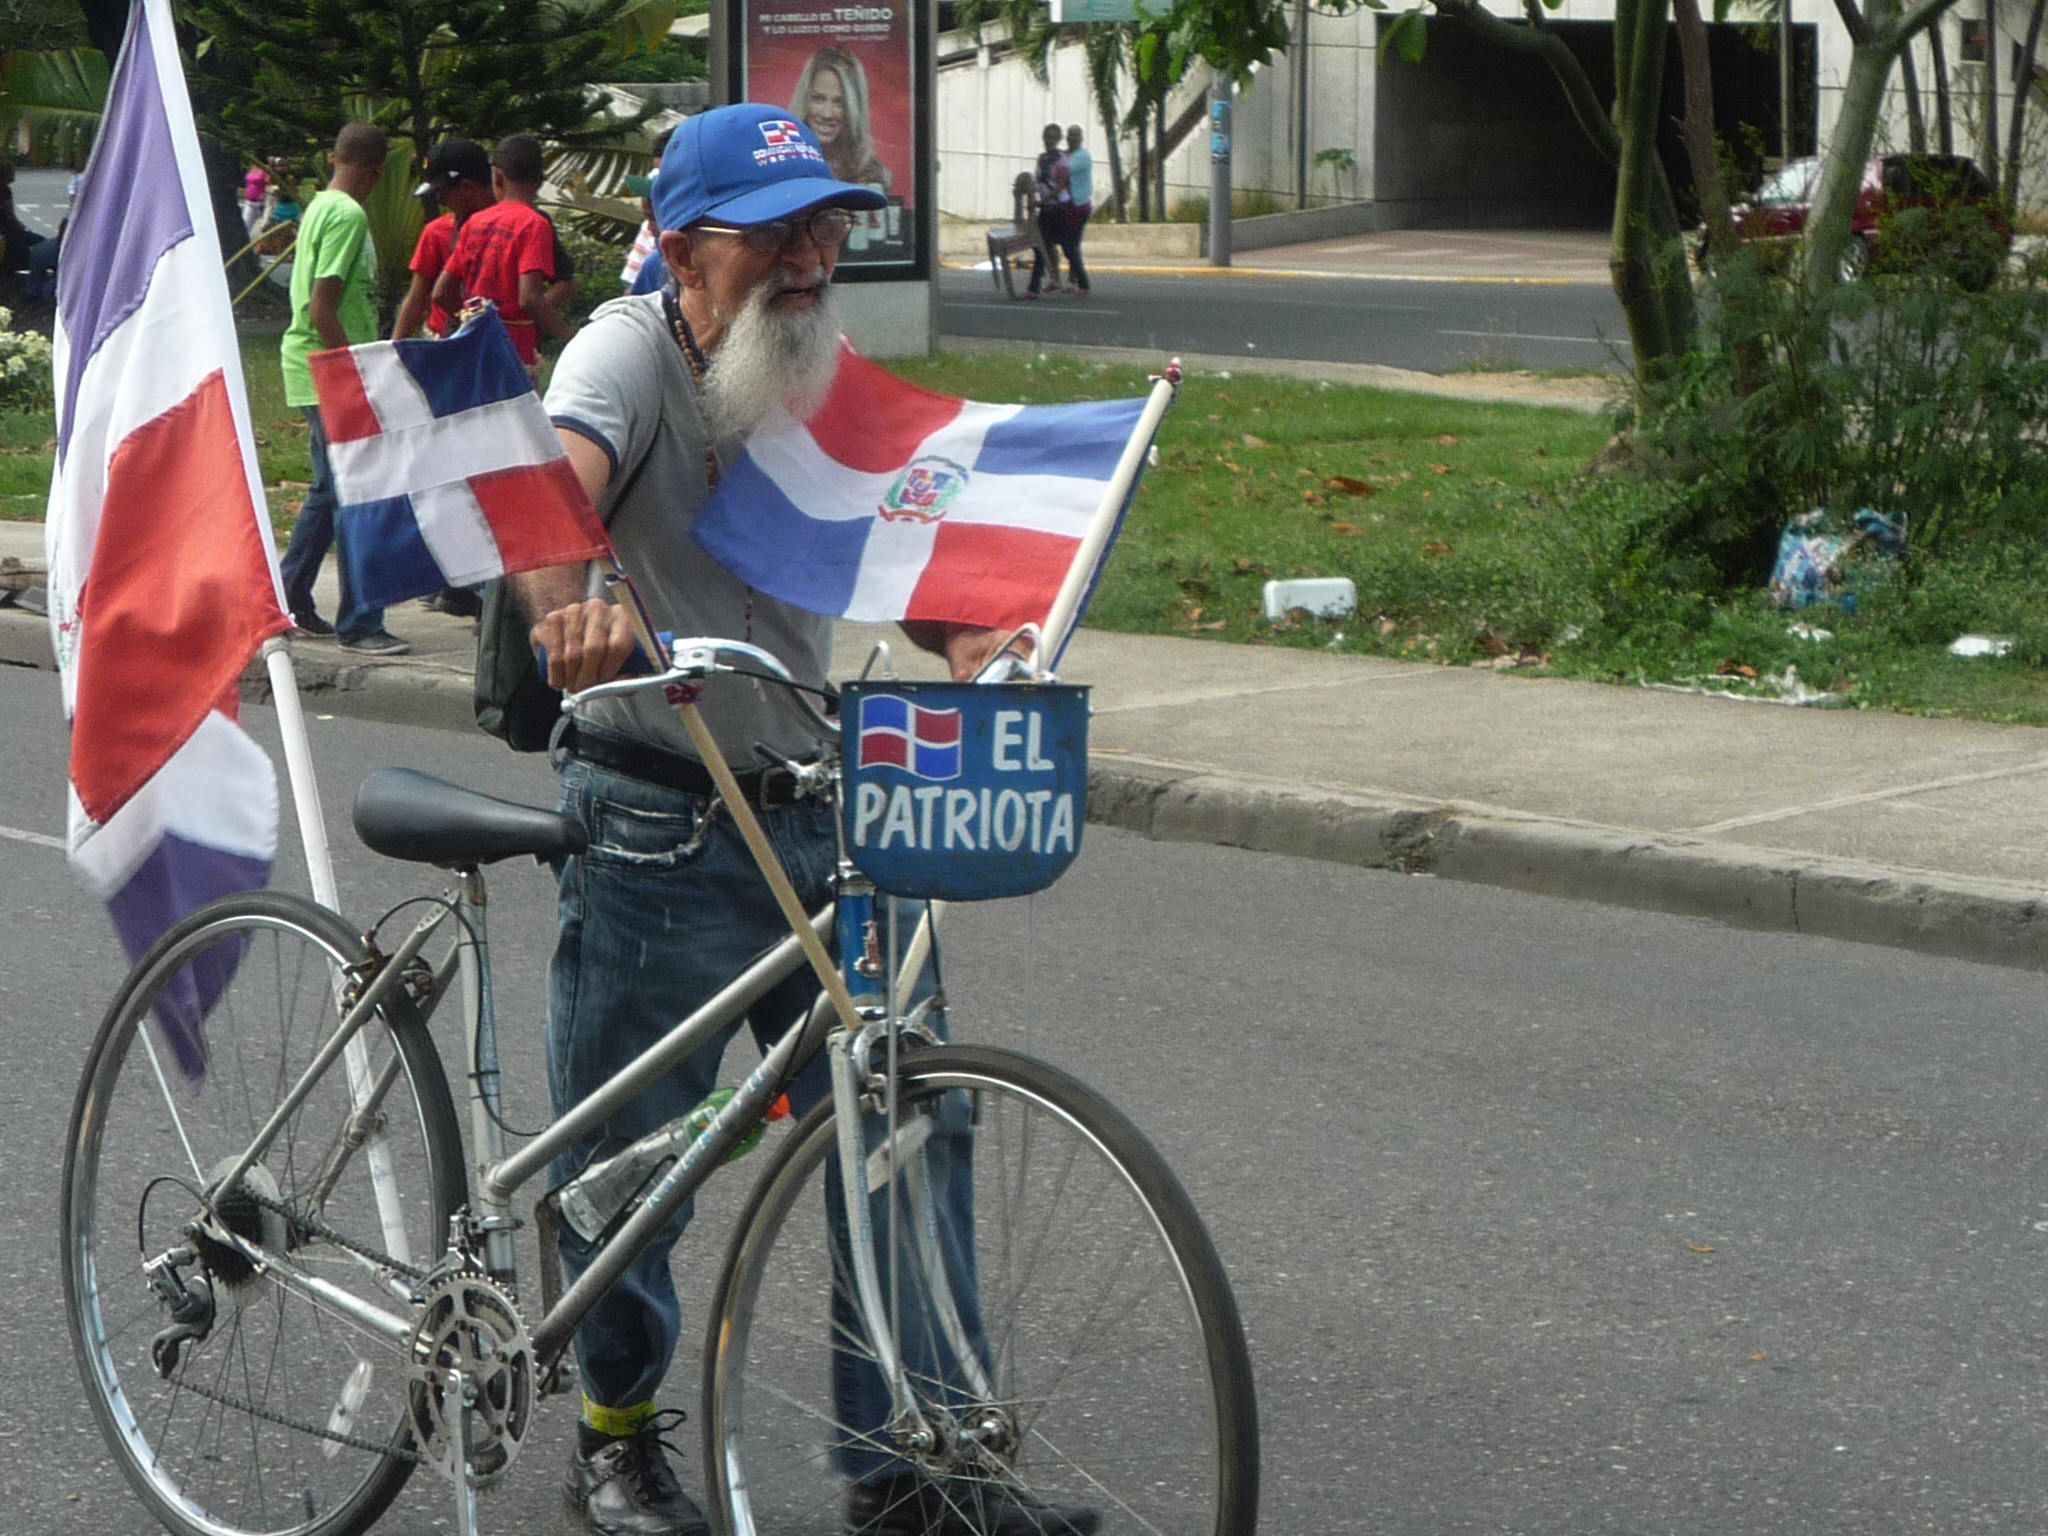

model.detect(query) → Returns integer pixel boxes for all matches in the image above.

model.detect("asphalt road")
[11,166,72,238]
[935,266,1634,377]
[10,665,2048,1533]
[14,164,1623,375]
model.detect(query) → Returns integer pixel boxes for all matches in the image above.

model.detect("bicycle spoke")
[707,1049,1254,1536]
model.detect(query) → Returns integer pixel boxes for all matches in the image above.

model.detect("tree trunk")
[1801,36,1896,292]
[2006,0,2046,207]
[1099,91,1127,221]
[1156,95,1169,215]
[1930,18,1955,150]
[1673,0,1735,262]
[1981,9,2001,186]
[1900,37,1928,149]
[1610,0,1696,380]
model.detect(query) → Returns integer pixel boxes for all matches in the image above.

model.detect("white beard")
[702,272,843,440]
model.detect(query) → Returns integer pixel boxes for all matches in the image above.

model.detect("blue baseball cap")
[654,103,887,233]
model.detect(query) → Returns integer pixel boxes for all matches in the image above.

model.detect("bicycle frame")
[217,685,975,1459]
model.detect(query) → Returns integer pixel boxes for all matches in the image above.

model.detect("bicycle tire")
[703,1042,1259,1536]
[62,890,467,1536]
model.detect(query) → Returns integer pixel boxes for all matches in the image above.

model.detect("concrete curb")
[1085,760,2048,973]
[9,609,2045,972]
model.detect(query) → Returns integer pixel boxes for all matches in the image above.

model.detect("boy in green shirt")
[276,123,408,654]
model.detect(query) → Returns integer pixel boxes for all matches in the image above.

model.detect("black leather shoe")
[564,1412,709,1536]
[844,1470,1101,1535]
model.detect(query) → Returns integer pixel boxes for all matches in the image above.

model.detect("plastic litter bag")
[1768,508,1905,612]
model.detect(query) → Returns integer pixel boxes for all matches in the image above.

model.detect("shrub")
[1615,251,2048,590]
[0,308,54,413]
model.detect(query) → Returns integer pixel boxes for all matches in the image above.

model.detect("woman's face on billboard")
[806,68,848,143]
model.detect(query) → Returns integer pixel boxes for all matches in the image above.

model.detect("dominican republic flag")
[310,309,612,608]
[43,0,292,1079]
[695,346,1152,636]
[857,695,962,780]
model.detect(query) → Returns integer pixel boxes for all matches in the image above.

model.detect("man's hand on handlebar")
[901,620,1032,682]
[532,598,638,694]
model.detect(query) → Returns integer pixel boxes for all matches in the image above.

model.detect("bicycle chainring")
[405,1272,535,1488]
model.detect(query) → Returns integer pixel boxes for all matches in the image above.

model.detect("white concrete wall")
[937,1,2048,225]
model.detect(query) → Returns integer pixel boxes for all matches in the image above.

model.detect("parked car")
[1703,153,2012,288]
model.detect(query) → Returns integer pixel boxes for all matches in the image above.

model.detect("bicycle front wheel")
[62,891,467,1536]
[704,1043,1258,1536]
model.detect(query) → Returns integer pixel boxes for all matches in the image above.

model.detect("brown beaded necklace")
[663,288,753,640]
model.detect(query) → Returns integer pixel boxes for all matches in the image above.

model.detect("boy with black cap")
[393,137,493,342]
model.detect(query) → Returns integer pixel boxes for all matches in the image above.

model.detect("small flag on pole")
[694,346,1153,634]
[310,309,612,609]
[44,0,292,1077]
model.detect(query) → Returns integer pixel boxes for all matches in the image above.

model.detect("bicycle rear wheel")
[704,1043,1258,1536]
[62,891,466,1536]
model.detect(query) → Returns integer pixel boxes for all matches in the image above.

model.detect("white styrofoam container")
[1262,577,1357,622]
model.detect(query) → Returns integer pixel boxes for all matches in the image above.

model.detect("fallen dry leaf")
[1428,462,1452,475]
[1689,1243,1715,1254]
[1714,659,1757,679]
[1302,490,1325,505]
[1750,1352,1766,1362]
[1436,433,1460,446]
[1325,475,1375,496]
[1242,433,1267,449]
[1477,630,1511,657]
[1422,541,1451,558]
[1329,521,1358,535]
[1223,459,1244,473]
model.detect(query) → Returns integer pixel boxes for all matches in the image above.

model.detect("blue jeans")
[547,748,979,1480]
[277,404,384,640]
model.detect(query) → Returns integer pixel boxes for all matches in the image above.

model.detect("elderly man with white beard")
[513,106,1099,1536]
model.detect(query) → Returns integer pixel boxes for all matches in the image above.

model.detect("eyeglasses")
[693,208,855,254]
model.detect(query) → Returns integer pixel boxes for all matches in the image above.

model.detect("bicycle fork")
[827,883,997,1467]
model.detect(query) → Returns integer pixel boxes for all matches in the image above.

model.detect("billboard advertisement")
[742,0,918,271]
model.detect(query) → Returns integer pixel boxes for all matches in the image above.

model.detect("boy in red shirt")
[392,138,494,340]
[433,133,573,367]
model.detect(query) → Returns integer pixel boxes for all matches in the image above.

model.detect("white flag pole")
[1038,359,1181,668]
[261,639,340,909]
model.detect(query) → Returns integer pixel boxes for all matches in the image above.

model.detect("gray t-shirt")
[544,293,833,766]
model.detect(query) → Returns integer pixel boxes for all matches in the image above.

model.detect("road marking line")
[1439,329,1610,346]
[949,301,1125,315]
[0,823,64,850]
[1684,756,2048,834]
[1092,668,1447,717]
[939,259,1597,287]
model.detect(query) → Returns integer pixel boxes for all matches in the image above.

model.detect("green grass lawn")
[9,340,2047,726]
[2,329,312,526]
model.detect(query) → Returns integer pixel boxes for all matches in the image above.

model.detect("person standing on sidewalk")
[433,133,575,371]
[1026,122,1087,298]
[1064,124,1094,289]
[275,122,410,655]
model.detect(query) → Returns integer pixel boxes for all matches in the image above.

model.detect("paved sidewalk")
[6,515,2048,970]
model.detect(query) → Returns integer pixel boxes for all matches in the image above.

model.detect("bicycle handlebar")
[560,637,842,741]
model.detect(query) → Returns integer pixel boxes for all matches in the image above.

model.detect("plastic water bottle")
[557,1089,787,1245]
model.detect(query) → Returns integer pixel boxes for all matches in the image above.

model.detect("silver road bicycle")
[60,636,1259,1536]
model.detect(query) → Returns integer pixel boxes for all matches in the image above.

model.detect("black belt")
[561,724,805,807]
